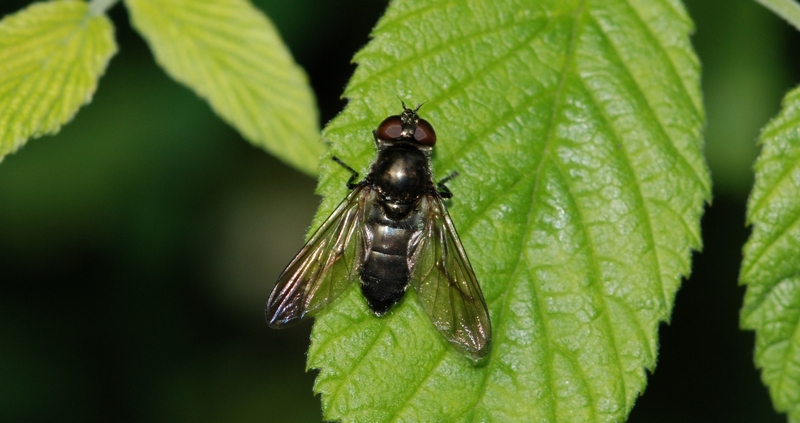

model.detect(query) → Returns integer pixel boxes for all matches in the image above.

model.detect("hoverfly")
[265,103,491,360]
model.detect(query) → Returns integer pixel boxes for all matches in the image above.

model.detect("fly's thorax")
[370,144,432,211]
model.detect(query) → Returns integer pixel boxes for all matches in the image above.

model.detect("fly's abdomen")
[361,252,408,315]
[360,203,421,315]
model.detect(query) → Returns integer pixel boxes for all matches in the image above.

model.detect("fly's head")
[374,102,437,151]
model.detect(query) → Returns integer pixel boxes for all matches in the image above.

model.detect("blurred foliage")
[0,0,797,422]
[125,0,323,175]
[698,0,795,198]
[0,1,116,162]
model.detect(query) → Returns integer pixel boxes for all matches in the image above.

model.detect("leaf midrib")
[467,1,589,421]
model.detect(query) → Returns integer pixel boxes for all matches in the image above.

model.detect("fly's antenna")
[396,96,409,112]
[394,95,427,114]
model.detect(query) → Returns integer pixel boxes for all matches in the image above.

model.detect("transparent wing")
[409,195,492,360]
[265,185,374,328]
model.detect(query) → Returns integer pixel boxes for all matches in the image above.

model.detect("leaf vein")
[386,343,449,422]
[549,158,621,422]
[351,15,550,94]
[325,312,392,408]
[577,25,670,311]
[747,151,800,226]
[469,2,589,419]
[586,8,708,197]
[742,204,800,297]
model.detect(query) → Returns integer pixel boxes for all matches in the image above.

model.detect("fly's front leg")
[331,156,361,189]
[436,171,459,199]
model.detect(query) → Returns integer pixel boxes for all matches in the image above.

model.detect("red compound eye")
[414,118,436,146]
[375,116,404,140]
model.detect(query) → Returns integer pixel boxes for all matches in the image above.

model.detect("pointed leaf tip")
[0,1,117,162]
[125,0,323,175]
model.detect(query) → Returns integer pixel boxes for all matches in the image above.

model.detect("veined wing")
[265,185,375,328]
[409,194,492,360]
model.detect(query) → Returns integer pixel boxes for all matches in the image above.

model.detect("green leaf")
[741,85,800,422]
[124,0,322,175]
[0,1,116,162]
[305,0,710,421]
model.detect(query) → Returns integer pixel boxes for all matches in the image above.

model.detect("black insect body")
[265,104,492,360]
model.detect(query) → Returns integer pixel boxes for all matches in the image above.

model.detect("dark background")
[0,0,797,421]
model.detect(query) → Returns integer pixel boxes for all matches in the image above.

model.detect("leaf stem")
[89,0,119,16]
[754,0,800,31]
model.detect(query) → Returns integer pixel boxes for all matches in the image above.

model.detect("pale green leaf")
[302,0,711,422]
[124,0,322,175]
[0,1,116,162]
[741,85,800,422]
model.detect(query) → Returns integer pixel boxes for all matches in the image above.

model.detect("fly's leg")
[437,171,459,199]
[332,156,361,189]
